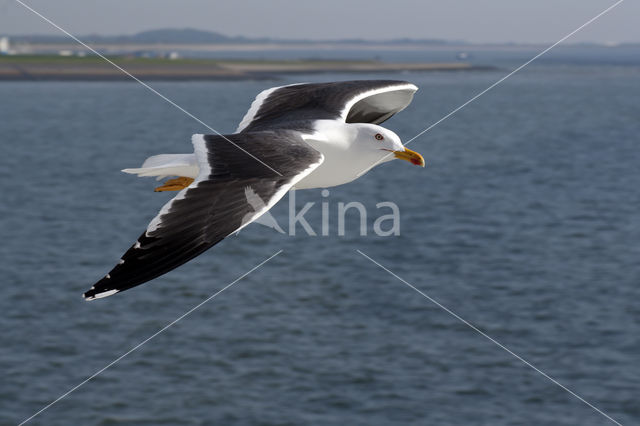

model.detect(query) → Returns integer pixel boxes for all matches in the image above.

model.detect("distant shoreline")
[0,55,495,81]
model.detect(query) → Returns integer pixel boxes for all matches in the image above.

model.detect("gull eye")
[375,133,384,141]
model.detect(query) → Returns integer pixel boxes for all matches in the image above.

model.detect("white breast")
[294,120,382,190]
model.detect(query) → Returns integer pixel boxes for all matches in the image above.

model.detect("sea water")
[1,50,639,425]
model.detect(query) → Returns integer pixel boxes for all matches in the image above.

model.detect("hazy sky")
[1,0,638,44]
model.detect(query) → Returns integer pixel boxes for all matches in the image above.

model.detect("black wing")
[84,131,323,300]
[237,80,418,132]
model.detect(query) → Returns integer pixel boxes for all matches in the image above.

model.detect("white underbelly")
[293,151,378,189]
[294,162,358,189]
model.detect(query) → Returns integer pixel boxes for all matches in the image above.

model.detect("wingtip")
[83,288,119,301]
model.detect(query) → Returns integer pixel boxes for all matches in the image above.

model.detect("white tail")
[122,153,199,180]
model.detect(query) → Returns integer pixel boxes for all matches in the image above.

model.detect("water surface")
[1,61,639,425]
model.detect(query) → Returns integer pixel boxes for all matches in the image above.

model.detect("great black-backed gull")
[84,80,424,300]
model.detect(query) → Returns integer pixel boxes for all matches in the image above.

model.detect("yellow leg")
[154,177,195,192]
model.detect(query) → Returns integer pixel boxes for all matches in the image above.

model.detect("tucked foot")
[154,177,194,192]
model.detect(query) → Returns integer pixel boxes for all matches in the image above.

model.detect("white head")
[351,123,425,167]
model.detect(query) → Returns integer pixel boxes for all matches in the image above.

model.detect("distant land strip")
[0,56,495,81]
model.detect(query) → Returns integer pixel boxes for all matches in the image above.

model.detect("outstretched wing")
[237,80,418,132]
[84,131,323,300]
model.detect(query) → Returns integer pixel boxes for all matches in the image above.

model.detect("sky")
[0,0,638,44]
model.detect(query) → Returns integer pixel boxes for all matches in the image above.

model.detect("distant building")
[0,37,9,54]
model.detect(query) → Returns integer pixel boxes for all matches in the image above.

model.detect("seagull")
[84,80,424,300]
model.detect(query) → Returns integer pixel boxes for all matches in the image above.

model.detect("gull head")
[353,123,425,167]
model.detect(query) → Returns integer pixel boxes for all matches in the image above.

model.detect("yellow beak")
[393,147,425,167]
